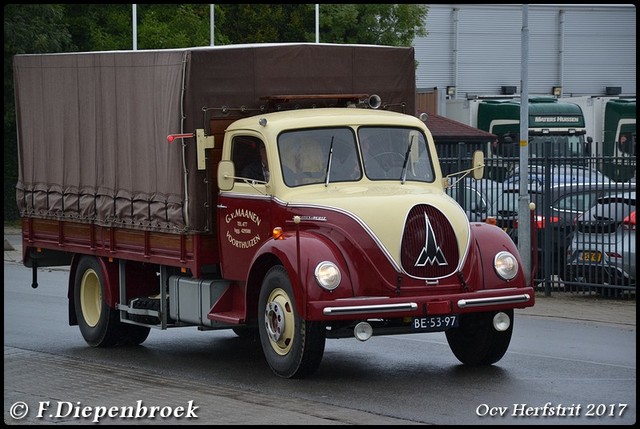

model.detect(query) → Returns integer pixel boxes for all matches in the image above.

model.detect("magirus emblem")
[415,213,448,267]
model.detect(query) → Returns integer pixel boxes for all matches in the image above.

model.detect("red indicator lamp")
[167,133,194,143]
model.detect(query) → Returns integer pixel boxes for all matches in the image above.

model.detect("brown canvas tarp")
[14,43,416,233]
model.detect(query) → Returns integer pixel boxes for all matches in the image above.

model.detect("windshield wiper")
[324,136,335,187]
[400,135,415,184]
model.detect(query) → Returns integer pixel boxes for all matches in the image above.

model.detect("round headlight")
[494,251,518,280]
[314,261,341,291]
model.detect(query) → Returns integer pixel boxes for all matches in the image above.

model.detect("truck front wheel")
[258,266,326,378]
[74,256,150,347]
[445,309,513,366]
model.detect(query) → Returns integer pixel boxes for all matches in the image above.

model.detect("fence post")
[543,141,552,296]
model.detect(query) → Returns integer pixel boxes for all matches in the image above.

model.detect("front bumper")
[307,287,535,321]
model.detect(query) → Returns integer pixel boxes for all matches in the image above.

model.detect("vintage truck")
[13,43,534,379]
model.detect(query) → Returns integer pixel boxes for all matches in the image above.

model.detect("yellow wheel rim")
[80,269,102,327]
[264,288,295,356]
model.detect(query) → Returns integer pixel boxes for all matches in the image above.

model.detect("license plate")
[579,251,602,262]
[413,315,459,331]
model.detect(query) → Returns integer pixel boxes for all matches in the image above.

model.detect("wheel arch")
[249,231,353,321]
[245,252,283,326]
[469,222,526,289]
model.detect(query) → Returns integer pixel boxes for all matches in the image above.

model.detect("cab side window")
[231,136,268,182]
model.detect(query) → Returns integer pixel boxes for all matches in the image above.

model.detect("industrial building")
[412,4,636,116]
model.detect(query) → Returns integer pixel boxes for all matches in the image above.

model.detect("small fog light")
[493,312,511,332]
[354,322,373,341]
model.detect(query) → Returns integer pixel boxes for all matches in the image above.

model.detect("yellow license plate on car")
[579,251,602,262]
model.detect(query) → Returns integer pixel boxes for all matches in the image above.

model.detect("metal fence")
[440,142,636,299]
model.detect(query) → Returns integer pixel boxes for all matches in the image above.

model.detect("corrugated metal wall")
[413,4,636,99]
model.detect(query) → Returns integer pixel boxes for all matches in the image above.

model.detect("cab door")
[217,134,273,280]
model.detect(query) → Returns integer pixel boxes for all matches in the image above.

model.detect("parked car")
[492,182,635,280]
[566,191,636,288]
[502,165,612,190]
[446,178,502,222]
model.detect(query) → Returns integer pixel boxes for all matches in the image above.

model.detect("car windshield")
[529,134,586,157]
[503,166,611,190]
[596,192,636,207]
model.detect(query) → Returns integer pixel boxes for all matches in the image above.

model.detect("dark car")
[492,181,634,280]
[566,191,636,288]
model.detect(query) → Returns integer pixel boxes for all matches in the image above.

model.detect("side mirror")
[585,136,593,156]
[217,160,235,191]
[471,150,485,180]
[444,150,485,187]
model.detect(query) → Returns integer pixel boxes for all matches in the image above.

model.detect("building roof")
[424,113,496,142]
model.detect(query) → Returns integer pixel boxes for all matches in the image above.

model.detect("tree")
[63,4,132,51]
[319,4,428,46]
[218,4,315,44]
[136,4,231,49]
[218,4,428,46]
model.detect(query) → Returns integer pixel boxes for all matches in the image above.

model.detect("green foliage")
[4,4,75,54]
[319,4,428,46]
[63,4,132,51]
[3,4,429,223]
[218,4,315,43]
[137,4,221,49]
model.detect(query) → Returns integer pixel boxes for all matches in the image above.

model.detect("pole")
[210,4,215,46]
[518,5,531,288]
[132,4,137,50]
[315,4,320,43]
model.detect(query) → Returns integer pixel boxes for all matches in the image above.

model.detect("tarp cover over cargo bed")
[14,43,416,233]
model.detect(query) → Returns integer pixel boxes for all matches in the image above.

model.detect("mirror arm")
[444,164,485,188]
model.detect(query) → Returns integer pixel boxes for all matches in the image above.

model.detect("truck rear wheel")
[232,326,259,339]
[258,266,326,378]
[74,257,150,347]
[445,309,513,366]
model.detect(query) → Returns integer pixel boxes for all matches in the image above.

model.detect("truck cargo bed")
[22,218,217,277]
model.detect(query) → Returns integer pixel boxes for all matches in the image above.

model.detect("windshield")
[358,126,434,182]
[529,134,586,157]
[278,126,434,187]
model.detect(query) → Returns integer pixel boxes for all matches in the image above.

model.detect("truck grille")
[401,204,459,279]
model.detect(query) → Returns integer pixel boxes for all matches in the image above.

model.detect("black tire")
[74,256,150,347]
[445,309,513,366]
[232,326,259,339]
[258,266,326,379]
[121,324,151,346]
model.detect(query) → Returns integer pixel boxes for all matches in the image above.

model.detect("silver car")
[446,178,502,222]
[566,191,636,287]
